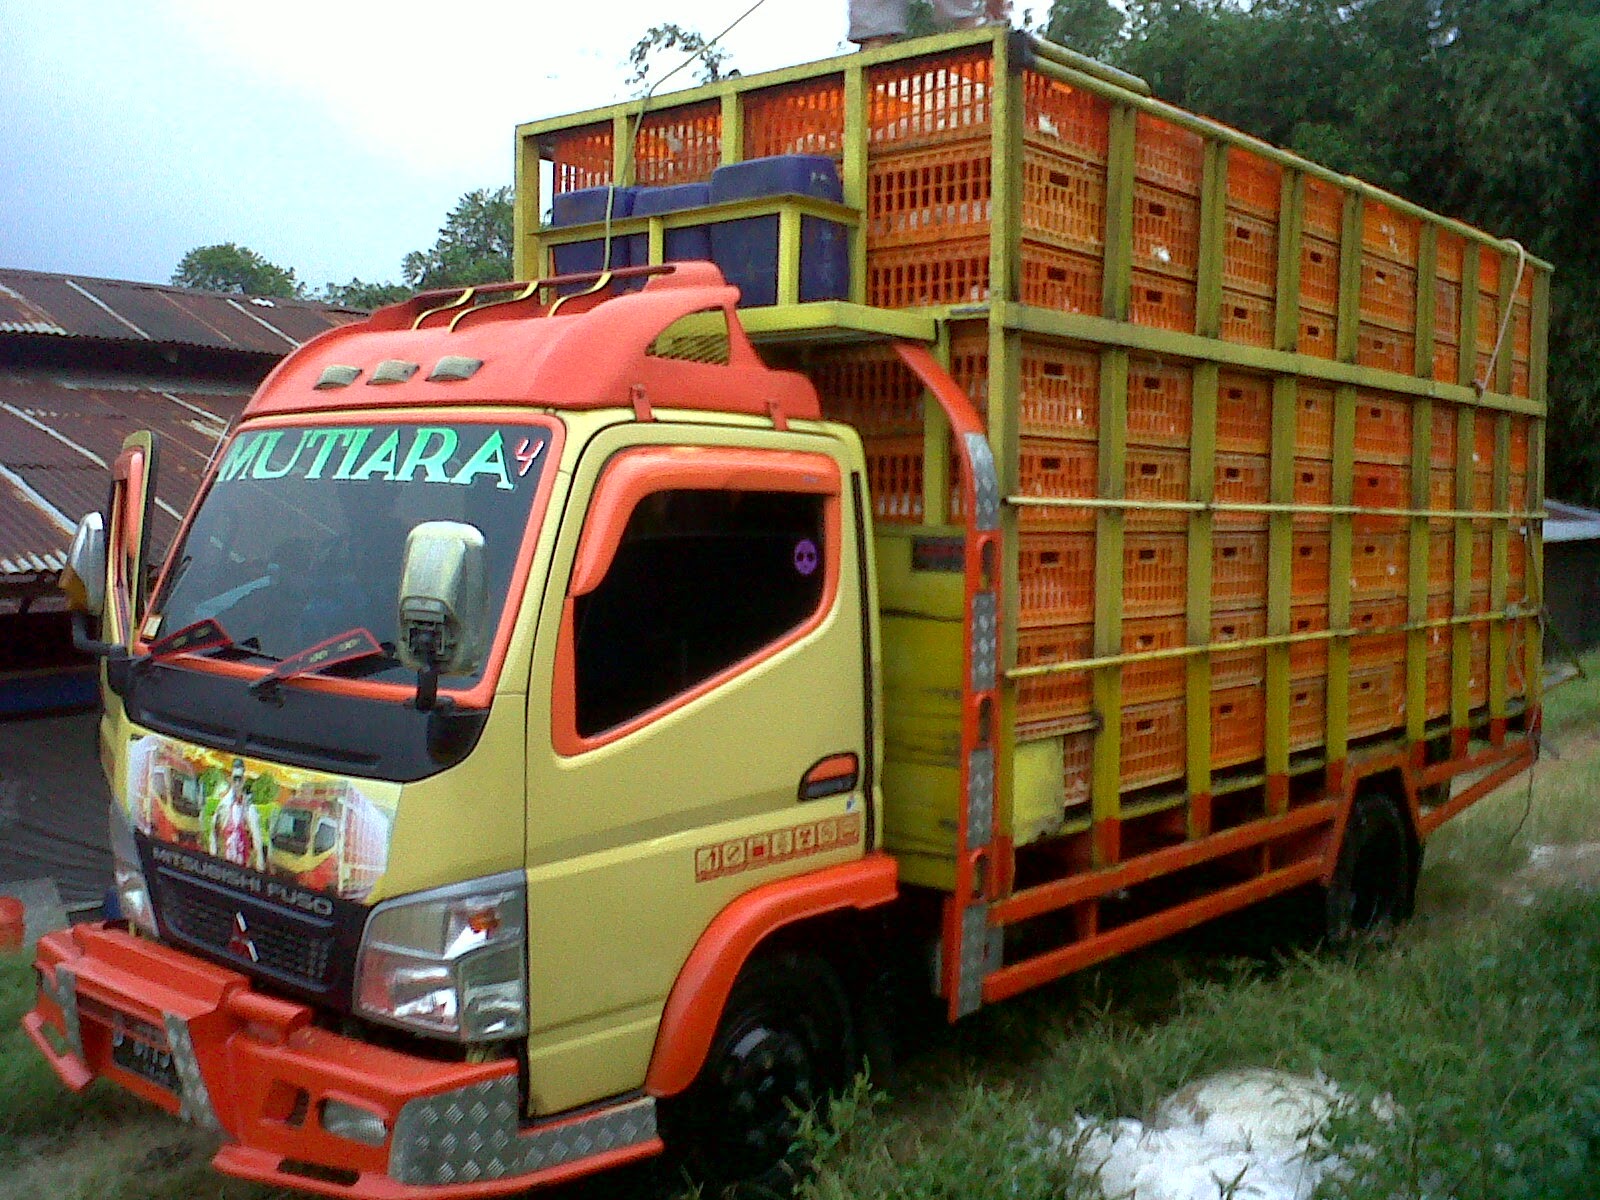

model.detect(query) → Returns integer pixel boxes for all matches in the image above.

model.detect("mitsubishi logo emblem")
[227,912,259,963]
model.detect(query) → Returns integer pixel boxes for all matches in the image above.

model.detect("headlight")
[354,872,527,1042]
[109,804,157,936]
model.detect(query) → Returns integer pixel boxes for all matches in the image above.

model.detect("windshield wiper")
[145,618,234,661]
[247,628,383,701]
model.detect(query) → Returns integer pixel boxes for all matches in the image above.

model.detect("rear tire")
[1322,791,1416,943]
[660,951,855,1196]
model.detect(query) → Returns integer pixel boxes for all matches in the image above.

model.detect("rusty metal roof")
[0,268,363,355]
[0,373,252,579]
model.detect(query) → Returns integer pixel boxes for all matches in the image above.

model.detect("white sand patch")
[1055,1069,1371,1200]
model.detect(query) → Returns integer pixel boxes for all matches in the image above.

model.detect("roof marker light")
[368,360,421,385]
[428,356,484,383]
[314,364,362,389]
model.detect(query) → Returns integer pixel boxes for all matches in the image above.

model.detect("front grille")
[154,871,335,988]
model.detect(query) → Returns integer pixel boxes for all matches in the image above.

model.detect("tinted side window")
[574,489,828,737]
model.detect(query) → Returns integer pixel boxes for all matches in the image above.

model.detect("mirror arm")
[71,611,128,660]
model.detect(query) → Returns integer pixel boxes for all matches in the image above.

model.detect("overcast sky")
[0,1,852,292]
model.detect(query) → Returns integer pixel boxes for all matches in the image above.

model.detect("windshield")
[149,420,553,688]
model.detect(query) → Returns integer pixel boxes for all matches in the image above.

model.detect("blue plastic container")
[632,183,714,263]
[550,185,636,279]
[708,156,848,307]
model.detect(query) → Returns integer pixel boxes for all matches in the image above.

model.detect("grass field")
[3,654,1597,1199]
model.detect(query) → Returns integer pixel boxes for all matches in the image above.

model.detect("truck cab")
[28,264,916,1196]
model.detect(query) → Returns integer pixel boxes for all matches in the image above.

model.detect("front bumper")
[25,924,661,1198]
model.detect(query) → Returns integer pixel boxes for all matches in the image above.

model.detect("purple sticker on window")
[793,539,819,576]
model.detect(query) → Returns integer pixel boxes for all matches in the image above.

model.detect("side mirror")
[397,521,488,710]
[61,512,107,617]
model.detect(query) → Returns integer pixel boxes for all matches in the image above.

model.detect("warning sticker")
[694,813,863,883]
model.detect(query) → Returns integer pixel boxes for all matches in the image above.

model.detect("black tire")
[1322,791,1416,943]
[660,951,856,1197]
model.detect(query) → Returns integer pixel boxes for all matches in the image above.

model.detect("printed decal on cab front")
[694,813,863,883]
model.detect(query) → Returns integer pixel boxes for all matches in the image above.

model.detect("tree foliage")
[321,278,412,310]
[1048,0,1600,502]
[171,243,305,299]
[626,23,731,90]
[400,186,514,290]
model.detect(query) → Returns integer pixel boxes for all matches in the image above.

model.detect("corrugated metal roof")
[0,268,363,355]
[1546,499,1600,544]
[0,373,251,583]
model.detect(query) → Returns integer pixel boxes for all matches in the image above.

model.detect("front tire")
[660,951,855,1196]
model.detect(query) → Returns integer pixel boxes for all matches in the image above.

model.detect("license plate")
[109,1018,181,1094]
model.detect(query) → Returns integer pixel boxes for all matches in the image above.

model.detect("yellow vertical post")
[1274,169,1303,352]
[1526,268,1550,711]
[1102,104,1137,321]
[1092,349,1129,865]
[1489,412,1510,725]
[989,33,1021,304]
[611,113,633,186]
[1452,402,1475,736]
[647,217,665,267]
[1326,191,1363,761]
[842,64,869,304]
[1266,375,1296,801]
[777,208,803,305]
[1407,395,1432,745]
[719,91,744,167]
[1195,141,1227,340]
[1187,363,1218,832]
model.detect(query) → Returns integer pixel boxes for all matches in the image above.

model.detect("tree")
[626,23,731,90]
[171,243,305,298]
[321,278,412,310]
[1043,0,1124,58]
[400,187,514,290]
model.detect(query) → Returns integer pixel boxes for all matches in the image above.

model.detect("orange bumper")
[25,924,661,1198]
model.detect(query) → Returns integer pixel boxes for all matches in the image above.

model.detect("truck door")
[521,424,875,1114]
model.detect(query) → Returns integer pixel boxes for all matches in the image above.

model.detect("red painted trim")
[141,410,566,712]
[553,484,843,757]
[644,853,898,1097]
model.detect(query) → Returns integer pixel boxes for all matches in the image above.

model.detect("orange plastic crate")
[1121,700,1186,789]
[1300,236,1341,312]
[1213,531,1269,609]
[1512,359,1530,399]
[1303,177,1346,240]
[1469,587,1492,616]
[1436,231,1465,283]
[1215,453,1271,528]
[1134,113,1204,197]
[1216,372,1272,454]
[1348,663,1407,737]
[1223,209,1279,297]
[1431,403,1459,468]
[1211,606,1268,689]
[1362,202,1419,267]
[550,123,614,193]
[1212,685,1267,768]
[1350,532,1408,598]
[1509,416,1530,473]
[1471,419,1497,472]
[810,344,926,435]
[1353,462,1410,526]
[1288,678,1327,750]
[867,235,987,307]
[867,144,994,249]
[1290,605,1329,678]
[1360,255,1418,332]
[1226,148,1282,217]
[1022,72,1111,162]
[1294,458,1333,528]
[1127,358,1192,447]
[1122,616,1187,705]
[1511,300,1532,362]
[1434,339,1461,386]
[1133,183,1201,280]
[1016,438,1097,530]
[1357,324,1416,375]
[1353,393,1412,464]
[946,333,1102,437]
[744,76,845,159]
[868,48,994,148]
[1124,533,1188,618]
[1429,468,1456,514]
[1428,525,1455,592]
[1299,311,1337,360]
[1220,289,1275,348]
[1471,470,1493,514]
[1023,242,1104,312]
[1063,730,1094,812]
[1474,289,1501,356]
[634,102,721,185]
[1426,653,1450,719]
[1126,447,1190,530]
[1130,270,1197,333]
[1024,150,1108,252]
[1292,530,1332,599]
[864,436,925,524]
[1297,387,1336,459]
[1350,598,1409,669]
[1433,278,1462,346]
[1016,623,1094,727]
[1019,532,1096,626]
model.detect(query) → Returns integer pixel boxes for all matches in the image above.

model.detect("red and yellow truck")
[26,28,1547,1197]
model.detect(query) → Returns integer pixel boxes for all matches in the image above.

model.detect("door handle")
[799,753,859,801]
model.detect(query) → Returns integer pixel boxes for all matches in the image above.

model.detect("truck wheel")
[1323,791,1416,943]
[661,951,855,1195]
